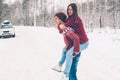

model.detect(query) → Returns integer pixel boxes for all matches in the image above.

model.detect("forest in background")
[0,0,120,30]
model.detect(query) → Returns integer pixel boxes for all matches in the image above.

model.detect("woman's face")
[68,6,73,16]
[54,16,61,25]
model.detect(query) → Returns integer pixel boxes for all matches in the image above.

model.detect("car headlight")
[9,29,15,34]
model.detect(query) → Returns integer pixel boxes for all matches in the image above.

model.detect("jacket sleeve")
[64,18,74,27]
[65,30,80,53]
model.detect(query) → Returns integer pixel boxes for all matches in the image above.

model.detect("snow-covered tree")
[0,0,120,29]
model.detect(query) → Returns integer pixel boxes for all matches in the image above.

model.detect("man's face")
[54,16,61,25]
[68,6,73,16]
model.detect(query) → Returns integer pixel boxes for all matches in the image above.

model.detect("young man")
[52,12,80,80]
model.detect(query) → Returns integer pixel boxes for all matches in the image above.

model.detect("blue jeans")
[69,53,80,80]
[58,41,89,78]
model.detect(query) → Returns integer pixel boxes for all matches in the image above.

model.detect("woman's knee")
[66,48,74,56]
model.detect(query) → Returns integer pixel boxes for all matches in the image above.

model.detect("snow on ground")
[0,26,120,80]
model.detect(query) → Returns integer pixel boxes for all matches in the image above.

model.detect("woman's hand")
[73,52,80,57]
[59,24,66,30]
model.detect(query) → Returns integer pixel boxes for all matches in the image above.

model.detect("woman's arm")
[65,30,80,57]
[58,17,75,31]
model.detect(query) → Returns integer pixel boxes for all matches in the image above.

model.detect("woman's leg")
[63,41,89,75]
[59,47,67,65]
[63,47,74,76]
[80,41,89,51]
[69,53,81,80]
[68,41,89,80]
[52,48,66,72]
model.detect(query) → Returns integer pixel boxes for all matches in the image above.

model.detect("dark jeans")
[69,53,81,80]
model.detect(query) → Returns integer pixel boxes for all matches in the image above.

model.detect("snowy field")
[0,26,120,80]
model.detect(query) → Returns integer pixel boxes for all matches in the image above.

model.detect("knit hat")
[55,12,67,22]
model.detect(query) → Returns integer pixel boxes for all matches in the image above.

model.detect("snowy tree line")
[79,0,120,31]
[0,0,120,29]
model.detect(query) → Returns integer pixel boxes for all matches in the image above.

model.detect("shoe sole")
[51,68,62,72]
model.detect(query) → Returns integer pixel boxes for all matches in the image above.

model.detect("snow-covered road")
[0,26,120,80]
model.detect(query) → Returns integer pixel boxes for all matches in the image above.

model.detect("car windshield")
[4,22,10,24]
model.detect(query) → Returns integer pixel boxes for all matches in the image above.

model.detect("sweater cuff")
[74,51,80,55]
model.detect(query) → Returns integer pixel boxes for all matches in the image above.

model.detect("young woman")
[52,12,80,80]
[53,3,89,80]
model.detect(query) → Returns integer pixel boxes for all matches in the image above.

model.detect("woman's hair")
[54,12,67,22]
[67,3,78,22]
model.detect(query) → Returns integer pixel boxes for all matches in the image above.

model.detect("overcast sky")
[3,0,22,4]
[4,0,88,5]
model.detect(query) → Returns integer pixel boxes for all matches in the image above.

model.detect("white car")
[0,20,15,38]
